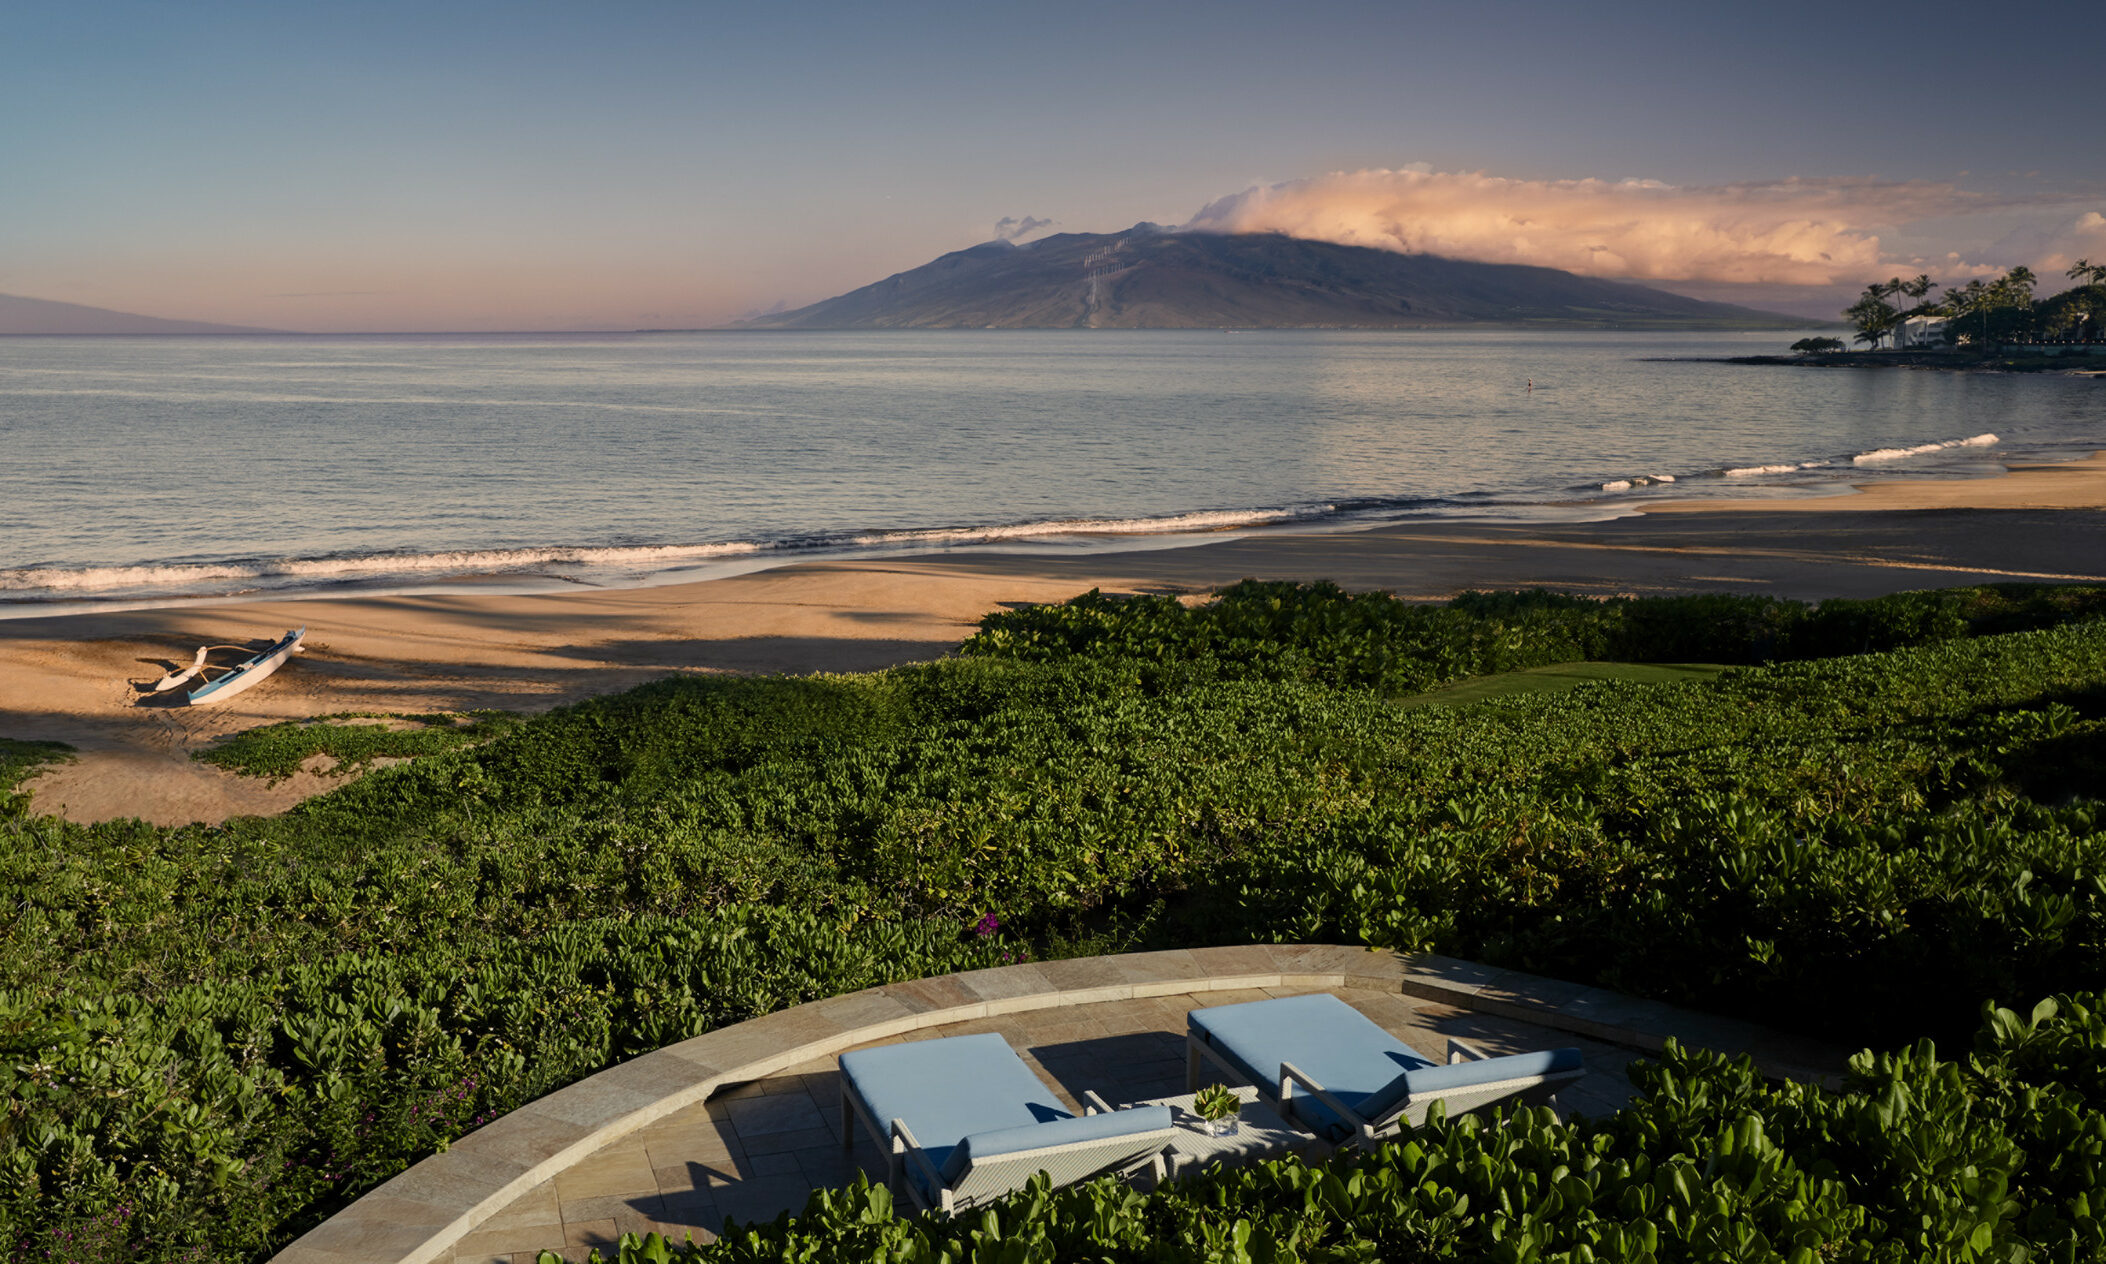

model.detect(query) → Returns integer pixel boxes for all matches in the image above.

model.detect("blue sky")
[5,0,2100,329]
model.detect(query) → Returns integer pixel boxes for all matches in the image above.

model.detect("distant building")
[1893,315,1949,349]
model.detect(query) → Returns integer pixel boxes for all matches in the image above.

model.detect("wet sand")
[5,453,2102,825]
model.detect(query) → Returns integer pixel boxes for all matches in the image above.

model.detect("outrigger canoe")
[151,627,305,706]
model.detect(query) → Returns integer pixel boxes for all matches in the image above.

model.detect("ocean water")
[2,329,2100,612]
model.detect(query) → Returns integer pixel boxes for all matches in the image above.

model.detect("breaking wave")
[1600,474,1677,492]
[1852,433,1998,464]
[1724,460,1829,477]
[0,504,1340,602]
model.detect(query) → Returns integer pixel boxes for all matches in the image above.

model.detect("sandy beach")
[5,452,2102,826]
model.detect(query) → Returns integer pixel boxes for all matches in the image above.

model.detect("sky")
[4,0,2102,331]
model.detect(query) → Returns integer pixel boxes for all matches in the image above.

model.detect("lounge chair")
[1186,993,1584,1146]
[839,1032,1177,1213]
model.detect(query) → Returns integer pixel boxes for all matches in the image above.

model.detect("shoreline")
[4,452,2102,826]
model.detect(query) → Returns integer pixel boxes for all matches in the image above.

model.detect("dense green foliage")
[961,579,2106,693]
[566,996,2106,1264]
[192,711,520,781]
[2,582,2103,1259]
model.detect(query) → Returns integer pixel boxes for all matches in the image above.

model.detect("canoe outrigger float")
[151,628,305,706]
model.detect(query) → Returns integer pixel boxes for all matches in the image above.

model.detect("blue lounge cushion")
[941,1104,1175,1183]
[1399,1047,1584,1099]
[1191,995,1586,1138]
[841,1033,1072,1183]
[1189,994,1432,1138]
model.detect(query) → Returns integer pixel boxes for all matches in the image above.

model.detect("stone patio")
[449,983,1643,1262]
[270,945,1846,1264]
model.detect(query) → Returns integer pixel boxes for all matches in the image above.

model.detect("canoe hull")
[185,628,304,706]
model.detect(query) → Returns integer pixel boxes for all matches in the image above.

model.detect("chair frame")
[841,1078,1168,1214]
[1187,1030,1580,1149]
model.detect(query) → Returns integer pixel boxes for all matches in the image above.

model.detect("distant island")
[0,292,277,336]
[739,226,1810,331]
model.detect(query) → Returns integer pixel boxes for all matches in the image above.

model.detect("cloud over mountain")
[993,216,1055,242]
[1184,168,1976,287]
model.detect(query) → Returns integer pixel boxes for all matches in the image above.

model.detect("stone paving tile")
[454,1220,578,1258]
[1267,943,1379,976]
[563,1220,621,1253]
[954,961,1056,1004]
[658,1154,752,1191]
[797,1144,885,1188]
[713,1079,769,1102]
[1013,1010,1112,1045]
[742,1124,836,1158]
[562,1192,667,1226]
[1192,985,1282,1009]
[886,973,987,1016]
[724,1090,825,1137]
[475,1181,560,1234]
[652,1188,720,1241]
[653,1158,729,1194]
[1191,943,1286,979]
[1399,953,1507,994]
[554,1145,658,1204]
[713,1175,815,1229]
[747,1150,805,1178]
[635,1111,739,1158]
[530,1074,663,1131]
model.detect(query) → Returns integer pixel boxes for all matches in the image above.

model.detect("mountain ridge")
[741,227,1809,330]
[0,293,279,336]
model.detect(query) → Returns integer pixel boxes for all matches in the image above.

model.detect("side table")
[1134,1086,1320,1181]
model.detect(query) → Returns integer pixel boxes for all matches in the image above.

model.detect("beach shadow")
[537,634,964,676]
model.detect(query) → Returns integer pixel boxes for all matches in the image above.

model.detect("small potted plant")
[1192,1083,1241,1136]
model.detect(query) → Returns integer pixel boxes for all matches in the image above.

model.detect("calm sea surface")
[2,330,2100,611]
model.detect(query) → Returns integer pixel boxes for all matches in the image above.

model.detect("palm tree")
[1893,274,1935,347]
[1846,284,1900,349]
[2069,259,2106,288]
[1946,279,1991,348]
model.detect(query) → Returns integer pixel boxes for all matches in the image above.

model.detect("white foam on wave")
[1852,433,1998,465]
[1724,460,1828,477]
[0,506,1325,599]
[0,541,769,595]
[851,505,1314,547]
[1599,474,1677,492]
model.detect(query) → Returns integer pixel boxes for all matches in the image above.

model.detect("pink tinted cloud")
[1184,168,1978,286]
[1988,211,2106,276]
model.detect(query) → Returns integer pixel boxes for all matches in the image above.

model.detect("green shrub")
[961,580,2106,692]
[195,711,519,781]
